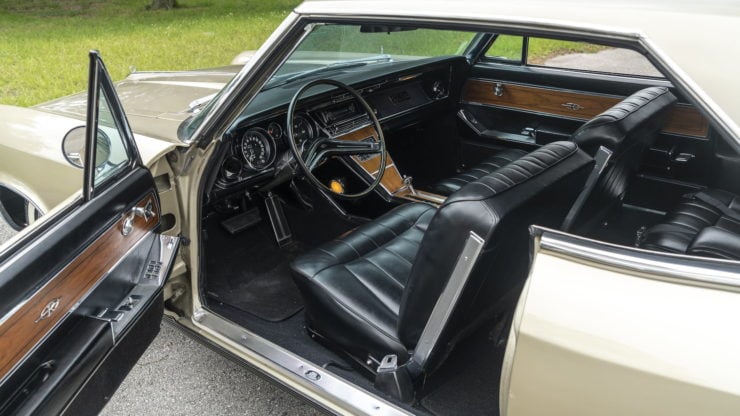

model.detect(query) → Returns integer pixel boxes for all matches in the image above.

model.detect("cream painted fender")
[0,104,181,216]
[501,227,740,416]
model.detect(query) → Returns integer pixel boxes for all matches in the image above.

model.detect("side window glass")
[484,34,524,63]
[95,87,132,186]
[527,37,663,78]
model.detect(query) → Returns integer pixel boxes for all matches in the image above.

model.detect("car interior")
[191,24,740,415]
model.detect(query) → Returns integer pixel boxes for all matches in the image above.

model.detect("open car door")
[500,226,740,415]
[0,51,179,415]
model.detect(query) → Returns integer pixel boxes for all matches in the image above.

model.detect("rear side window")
[484,34,523,63]
[484,35,663,78]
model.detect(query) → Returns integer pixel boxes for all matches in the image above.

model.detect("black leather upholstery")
[430,148,527,195]
[433,87,676,223]
[291,141,592,374]
[571,87,676,226]
[572,87,675,156]
[291,202,436,362]
[641,189,740,259]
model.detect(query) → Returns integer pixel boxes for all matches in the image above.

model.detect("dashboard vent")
[328,114,371,136]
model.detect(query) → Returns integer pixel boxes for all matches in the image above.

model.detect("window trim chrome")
[534,226,740,292]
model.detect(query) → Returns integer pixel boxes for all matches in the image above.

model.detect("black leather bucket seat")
[432,87,677,209]
[641,189,740,259]
[291,141,592,376]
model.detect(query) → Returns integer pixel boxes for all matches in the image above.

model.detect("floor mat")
[210,251,305,322]
[204,215,306,322]
[420,316,509,416]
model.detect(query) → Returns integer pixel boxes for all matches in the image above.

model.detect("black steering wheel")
[286,79,386,199]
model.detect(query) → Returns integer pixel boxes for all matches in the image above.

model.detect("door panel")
[501,228,740,416]
[0,187,158,381]
[0,52,178,414]
[0,169,178,416]
[462,79,709,138]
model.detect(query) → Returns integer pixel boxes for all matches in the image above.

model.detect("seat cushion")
[291,202,436,363]
[430,148,528,195]
[641,189,740,259]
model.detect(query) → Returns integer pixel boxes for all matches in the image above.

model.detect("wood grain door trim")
[338,125,408,195]
[462,79,709,138]
[0,194,159,381]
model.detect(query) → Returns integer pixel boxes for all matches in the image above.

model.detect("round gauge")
[266,121,283,140]
[240,128,276,170]
[220,156,243,181]
[291,115,315,143]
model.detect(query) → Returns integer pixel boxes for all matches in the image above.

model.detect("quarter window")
[95,87,132,186]
[484,35,663,78]
[483,34,523,63]
[528,37,662,77]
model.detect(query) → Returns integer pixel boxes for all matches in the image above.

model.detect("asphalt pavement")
[100,324,320,416]
[0,218,14,245]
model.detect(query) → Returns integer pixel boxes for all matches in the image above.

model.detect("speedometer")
[240,128,276,170]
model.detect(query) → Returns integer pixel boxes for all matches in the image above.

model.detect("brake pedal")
[265,192,293,247]
[221,208,261,235]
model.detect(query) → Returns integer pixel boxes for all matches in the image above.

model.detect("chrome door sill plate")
[191,310,413,416]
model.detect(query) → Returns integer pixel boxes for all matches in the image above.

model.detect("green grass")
[0,1,608,107]
[0,0,300,107]
[486,34,608,64]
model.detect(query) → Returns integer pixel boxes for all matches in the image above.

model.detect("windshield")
[179,23,477,142]
[270,24,476,82]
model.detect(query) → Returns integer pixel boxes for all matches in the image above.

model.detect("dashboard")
[210,57,466,198]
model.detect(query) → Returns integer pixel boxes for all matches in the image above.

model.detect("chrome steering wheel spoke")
[286,79,386,199]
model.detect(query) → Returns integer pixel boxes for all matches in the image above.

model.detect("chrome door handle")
[493,82,504,97]
[122,200,154,236]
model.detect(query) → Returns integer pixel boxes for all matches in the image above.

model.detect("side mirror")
[62,126,111,169]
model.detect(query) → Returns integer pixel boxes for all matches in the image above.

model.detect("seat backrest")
[398,141,592,372]
[570,86,677,226]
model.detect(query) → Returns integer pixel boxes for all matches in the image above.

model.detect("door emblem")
[35,297,61,323]
[561,102,584,111]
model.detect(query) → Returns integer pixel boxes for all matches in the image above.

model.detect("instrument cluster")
[217,113,321,188]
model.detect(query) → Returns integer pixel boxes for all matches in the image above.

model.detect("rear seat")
[641,188,740,260]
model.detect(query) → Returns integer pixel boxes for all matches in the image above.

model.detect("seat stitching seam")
[343,264,399,316]
[383,246,413,266]
[314,279,401,342]
[364,257,405,288]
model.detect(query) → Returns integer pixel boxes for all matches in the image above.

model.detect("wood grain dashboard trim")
[462,79,709,138]
[338,125,407,195]
[0,194,159,381]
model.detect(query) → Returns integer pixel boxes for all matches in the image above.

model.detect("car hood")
[34,65,242,146]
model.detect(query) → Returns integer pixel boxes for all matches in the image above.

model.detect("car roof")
[296,0,740,141]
